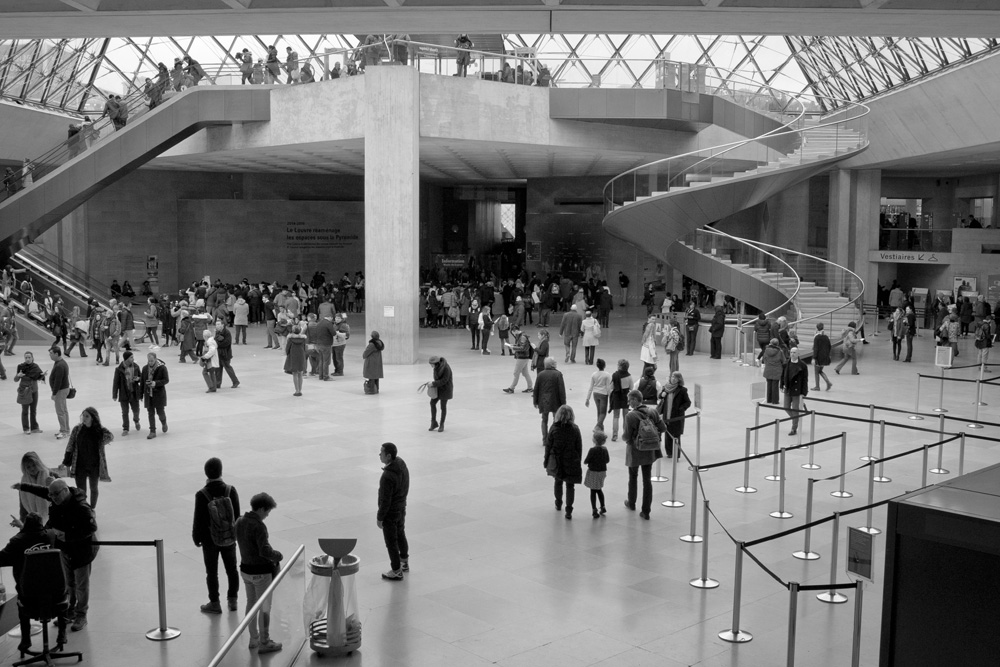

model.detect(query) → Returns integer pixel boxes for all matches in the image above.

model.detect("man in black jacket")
[214,319,240,389]
[0,513,59,650]
[780,348,810,436]
[193,457,241,615]
[13,478,98,631]
[377,443,410,581]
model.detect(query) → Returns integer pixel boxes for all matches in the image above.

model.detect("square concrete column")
[364,66,420,364]
[828,168,880,308]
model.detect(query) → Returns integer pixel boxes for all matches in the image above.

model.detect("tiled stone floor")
[0,308,996,667]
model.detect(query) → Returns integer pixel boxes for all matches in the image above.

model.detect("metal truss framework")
[2,33,999,115]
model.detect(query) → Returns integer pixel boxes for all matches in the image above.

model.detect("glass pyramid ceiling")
[1,33,998,115]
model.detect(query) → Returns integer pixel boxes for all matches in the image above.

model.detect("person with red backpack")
[192,457,241,615]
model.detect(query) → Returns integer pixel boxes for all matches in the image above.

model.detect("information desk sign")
[847,527,874,583]
[934,346,953,368]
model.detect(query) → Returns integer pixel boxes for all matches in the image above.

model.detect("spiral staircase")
[603,82,869,346]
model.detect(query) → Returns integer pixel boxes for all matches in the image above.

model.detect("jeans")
[75,471,99,508]
[332,345,345,374]
[65,560,91,621]
[234,325,247,344]
[593,393,608,431]
[905,335,914,362]
[686,327,697,355]
[564,337,578,362]
[430,398,448,426]
[554,479,575,514]
[668,351,680,374]
[203,367,217,391]
[710,336,722,359]
[381,514,409,572]
[241,572,274,643]
[584,345,595,364]
[783,394,802,431]
[265,320,277,347]
[147,405,167,432]
[54,387,70,434]
[119,395,140,429]
[814,365,831,389]
[540,410,556,442]
[318,345,333,379]
[892,336,902,359]
[509,359,533,390]
[765,379,780,404]
[835,347,858,374]
[20,390,38,431]
[469,324,480,349]
[627,464,653,514]
[202,543,239,603]
[481,329,492,353]
[215,359,240,386]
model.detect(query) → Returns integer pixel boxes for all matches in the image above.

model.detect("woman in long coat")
[61,406,114,508]
[284,322,308,396]
[657,371,691,458]
[362,331,384,393]
[427,356,453,432]
[543,405,583,519]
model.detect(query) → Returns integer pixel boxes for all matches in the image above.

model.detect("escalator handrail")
[16,246,113,305]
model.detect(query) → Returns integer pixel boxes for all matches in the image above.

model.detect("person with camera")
[141,350,169,438]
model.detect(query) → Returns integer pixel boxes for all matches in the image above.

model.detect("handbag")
[16,384,32,405]
[67,385,76,400]
[427,384,438,399]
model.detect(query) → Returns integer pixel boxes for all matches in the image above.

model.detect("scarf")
[662,378,680,395]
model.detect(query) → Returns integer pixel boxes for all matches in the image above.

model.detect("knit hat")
[429,356,440,364]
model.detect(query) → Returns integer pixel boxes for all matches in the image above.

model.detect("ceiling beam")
[861,0,892,8]
[218,0,251,8]
[57,0,100,11]
[701,0,725,7]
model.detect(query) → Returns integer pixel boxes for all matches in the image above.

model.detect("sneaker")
[502,388,514,394]
[70,617,87,632]
[257,640,283,654]
[522,388,533,393]
[227,597,238,611]
[134,421,141,432]
[147,432,157,439]
[55,432,67,439]
[30,429,43,434]
[248,639,260,650]
[381,569,404,581]
[200,601,222,614]
[400,559,409,572]
[122,429,129,436]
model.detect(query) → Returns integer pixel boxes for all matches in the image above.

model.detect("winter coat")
[112,361,143,403]
[623,405,665,467]
[709,310,726,338]
[233,299,249,326]
[428,358,453,400]
[543,422,583,485]
[533,368,566,414]
[781,360,810,398]
[761,345,786,380]
[377,457,409,521]
[813,332,832,366]
[754,317,776,344]
[19,484,98,569]
[62,424,113,482]
[581,316,601,347]
[658,385,692,438]
[141,360,169,408]
[363,336,385,379]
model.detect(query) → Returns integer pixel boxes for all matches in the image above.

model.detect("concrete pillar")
[827,169,851,269]
[364,66,420,364]
[851,169,881,309]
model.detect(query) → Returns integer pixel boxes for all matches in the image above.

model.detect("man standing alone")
[193,457,240,615]
[235,492,283,654]
[214,319,240,389]
[559,304,583,363]
[141,350,169,438]
[378,443,410,581]
[618,271,630,307]
[780,347,809,436]
[49,346,71,439]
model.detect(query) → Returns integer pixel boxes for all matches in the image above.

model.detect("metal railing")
[602,79,870,216]
[14,245,113,307]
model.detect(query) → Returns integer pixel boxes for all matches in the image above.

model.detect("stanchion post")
[861,404,875,461]
[921,445,928,488]
[817,513,848,604]
[802,411,820,470]
[787,582,799,667]
[792,479,820,560]
[975,362,988,406]
[933,367,948,413]
[695,411,702,468]
[753,408,761,456]
[718,542,753,642]
[873,420,891,483]
[930,413,949,475]
[959,433,966,477]
[662,439,684,508]
[680,466,702,543]
[690,500,719,589]
[770,448,793,519]
[146,538,182,641]
[860,462,880,535]
[651,455,668,483]
[851,580,864,667]
[909,374,924,420]
[766,419,781,481]
[736,428,757,494]
[831,432,853,498]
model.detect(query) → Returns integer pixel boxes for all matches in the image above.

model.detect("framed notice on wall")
[989,274,1000,305]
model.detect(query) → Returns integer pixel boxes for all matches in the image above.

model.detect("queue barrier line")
[696,433,841,472]
[797,582,856,592]
[916,374,985,385]
[91,538,180,641]
[744,497,894,549]
[794,395,1000,428]
[962,432,1000,443]
[740,543,787,587]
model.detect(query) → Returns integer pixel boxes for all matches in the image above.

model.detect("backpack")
[107,314,121,337]
[635,408,661,451]
[976,320,995,349]
[200,485,236,547]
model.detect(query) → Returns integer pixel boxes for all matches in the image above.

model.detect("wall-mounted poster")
[954,276,977,300]
[988,275,1000,305]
